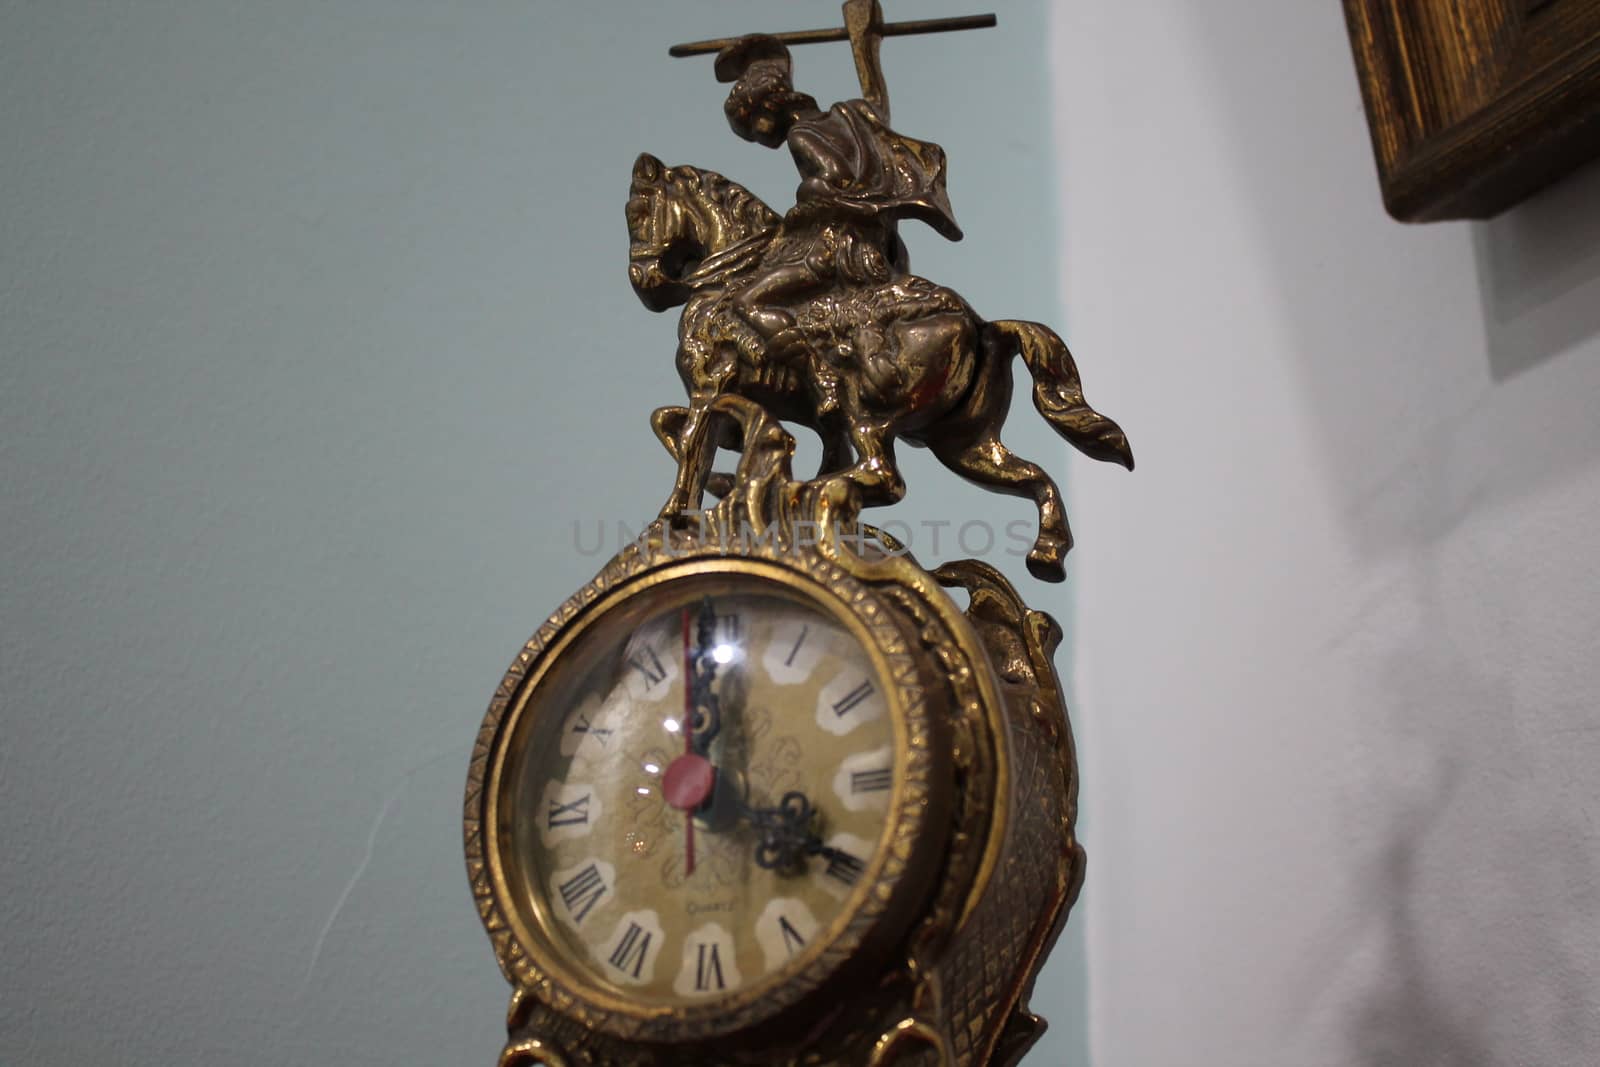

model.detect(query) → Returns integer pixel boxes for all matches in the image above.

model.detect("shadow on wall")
[1346,736,1494,1067]
[1170,4,1600,1064]
[1337,639,1600,1067]
[1474,160,1600,381]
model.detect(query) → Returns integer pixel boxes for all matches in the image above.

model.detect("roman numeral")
[715,613,742,644]
[823,849,866,887]
[608,921,652,979]
[694,941,726,992]
[547,793,592,828]
[832,679,875,717]
[628,646,668,687]
[556,864,606,925]
[777,914,806,956]
[850,767,893,793]
[783,624,809,666]
[572,713,611,745]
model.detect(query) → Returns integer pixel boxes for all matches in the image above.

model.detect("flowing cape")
[787,101,964,241]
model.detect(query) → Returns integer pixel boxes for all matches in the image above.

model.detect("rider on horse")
[631,28,1132,577]
[713,36,967,415]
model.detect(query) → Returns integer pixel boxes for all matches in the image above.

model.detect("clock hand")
[678,606,696,877]
[678,601,844,876]
[687,596,722,754]
[663,598,724,876]
[737,788,848,876]
[665,602,846,878]
[678,605,841,874]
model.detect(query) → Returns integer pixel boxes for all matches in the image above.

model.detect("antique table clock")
[463,5,1133,1064]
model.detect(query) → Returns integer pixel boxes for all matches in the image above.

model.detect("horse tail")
[988,319,1135,471]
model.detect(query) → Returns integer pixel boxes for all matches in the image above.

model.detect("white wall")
[1052,4,1600,1065]
[1,3,1089,1064]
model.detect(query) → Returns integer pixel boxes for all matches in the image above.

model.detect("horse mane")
[676,165,781,242]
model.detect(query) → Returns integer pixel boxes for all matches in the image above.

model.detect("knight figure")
[627,22,1134,582]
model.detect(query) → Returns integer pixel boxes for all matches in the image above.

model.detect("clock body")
[468,530,961,1054]
[466,404,1090,1067]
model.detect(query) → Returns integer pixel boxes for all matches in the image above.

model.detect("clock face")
[502,573,899,1007]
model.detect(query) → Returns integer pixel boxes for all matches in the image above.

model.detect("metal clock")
[464,4,1134,1064]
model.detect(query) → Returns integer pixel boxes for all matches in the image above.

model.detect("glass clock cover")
[504,573,899,1006]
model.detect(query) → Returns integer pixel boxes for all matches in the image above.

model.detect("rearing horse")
[626,152,1133,582]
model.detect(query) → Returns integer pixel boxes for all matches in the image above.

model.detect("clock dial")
[506,577,896,1006]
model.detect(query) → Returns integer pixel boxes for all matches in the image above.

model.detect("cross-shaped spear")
[669,1,996,122]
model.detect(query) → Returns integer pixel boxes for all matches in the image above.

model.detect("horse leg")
[845,418,907,505]
[818,424,853,478]
[659,402,741,505]
[929,428,1073,582]
[658,395,718,517]
[651,406,688,463]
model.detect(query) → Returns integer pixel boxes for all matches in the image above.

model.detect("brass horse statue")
[626,152,1133,582]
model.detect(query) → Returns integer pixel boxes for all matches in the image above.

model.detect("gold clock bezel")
[466,533,952,1046]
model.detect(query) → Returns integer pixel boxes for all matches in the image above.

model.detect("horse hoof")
[705,472,734,499]
[1026,539,1068,583]
[650,406,690,461]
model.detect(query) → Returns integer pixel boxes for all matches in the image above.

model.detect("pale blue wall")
[1,3,1090,1063]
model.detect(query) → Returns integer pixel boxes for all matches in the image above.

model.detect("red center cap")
[662,753,716,811]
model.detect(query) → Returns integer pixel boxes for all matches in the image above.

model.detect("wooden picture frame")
[1343,0,1600,221]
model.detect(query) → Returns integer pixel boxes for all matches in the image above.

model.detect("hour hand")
[664,599,732,821]
[685,596,723,756]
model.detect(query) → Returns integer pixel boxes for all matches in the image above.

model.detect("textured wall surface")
[1052,4,1600,1065]
[0,2,1088,1064]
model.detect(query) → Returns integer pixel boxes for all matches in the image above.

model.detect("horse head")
[626,153,781,312]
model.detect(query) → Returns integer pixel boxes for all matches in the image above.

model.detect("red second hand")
[681,606,696,878]
[665,607,717,875]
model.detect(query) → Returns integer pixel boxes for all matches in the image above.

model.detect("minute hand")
[739,789,851,875]
[687,598,723,756]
